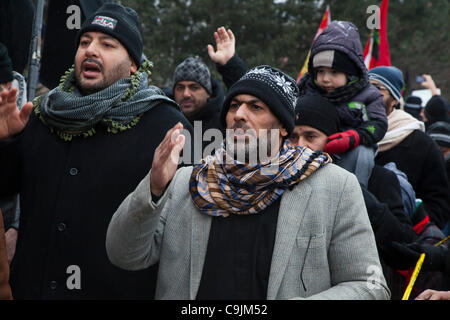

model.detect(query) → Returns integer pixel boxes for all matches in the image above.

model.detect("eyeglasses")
[372,83,388,91]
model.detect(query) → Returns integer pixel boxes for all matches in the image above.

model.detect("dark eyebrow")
[80,34,92,40]
[231,98,263,105]
[80,33,119,44]
[99,35,119,43]
[303,129,320,135]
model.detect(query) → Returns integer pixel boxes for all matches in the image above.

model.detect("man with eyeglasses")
[369,66,450,233]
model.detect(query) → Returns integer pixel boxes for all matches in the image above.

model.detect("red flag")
[296,6,331,83]
[363,0,391,69]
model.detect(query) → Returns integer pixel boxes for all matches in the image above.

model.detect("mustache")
[81,58,104,72]
[229,122,251,131]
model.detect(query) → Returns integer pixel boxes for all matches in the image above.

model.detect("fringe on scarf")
[33,60,153,141]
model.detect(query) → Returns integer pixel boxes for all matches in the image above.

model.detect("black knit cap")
[425,95,449,124]
[173,57,212,94]
[427,121,450,148]
[221,65,299,135]
[76,3,143,68]
[406,96,422,106]
[0,42,13,83]
[295,95,340,136]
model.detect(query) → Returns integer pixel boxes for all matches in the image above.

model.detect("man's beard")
[224,123,282,165]
[75,58,131,95]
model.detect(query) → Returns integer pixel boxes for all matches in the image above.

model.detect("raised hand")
[207,27,236,66]
[0,88,33,139]
[150,122,186,197]
[420,74,439,96]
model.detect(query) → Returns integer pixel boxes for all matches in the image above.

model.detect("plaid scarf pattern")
[33,60,178,141]
[189,140,331,217]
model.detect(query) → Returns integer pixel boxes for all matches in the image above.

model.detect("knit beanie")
[312,49,360,77]
[427,121,450,148]
[368,66,404,102]
[0,43,13,83]
[295,95,340,136]
[404,96,423,121]
[405,96,422,107]
[424,95,449,124]
[173,57,212,94]
[221,65,299,135]
[76,3,143,68]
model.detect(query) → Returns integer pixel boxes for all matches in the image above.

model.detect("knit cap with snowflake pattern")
[221,65,299,135]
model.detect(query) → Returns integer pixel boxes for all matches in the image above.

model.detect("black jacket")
[375,130,450,230]
[1,104,193,299]
[364,165,422,300]
[365,165,418,256]
[216,54,248,89]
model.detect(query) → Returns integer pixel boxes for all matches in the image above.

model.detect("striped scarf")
[189,140,331,217]
[33,60,178,141]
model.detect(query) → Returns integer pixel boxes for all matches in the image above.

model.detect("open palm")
[207,27,236,66]
[0,88,33,139]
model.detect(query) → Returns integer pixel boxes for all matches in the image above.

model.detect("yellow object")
[434,235,450,247]
[402,253,425,300]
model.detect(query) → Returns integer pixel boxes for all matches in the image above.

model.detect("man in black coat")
[290,94,448,299]
[0,3,193,299]
[168,27,248,160]
[369,66,450,231]
[171,56,225,159]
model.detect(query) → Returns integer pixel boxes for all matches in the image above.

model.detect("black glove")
[391,241,448,271]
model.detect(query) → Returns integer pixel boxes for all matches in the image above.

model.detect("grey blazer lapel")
[266,182,312,299]
[189,210,212,300]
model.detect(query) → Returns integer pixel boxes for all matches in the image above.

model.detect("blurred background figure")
[426,121,450,187]
[404,96,423,121]
[419,74,449,129]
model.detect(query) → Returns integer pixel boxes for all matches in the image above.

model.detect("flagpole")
[27,0,45,102]
[296,5,331,83]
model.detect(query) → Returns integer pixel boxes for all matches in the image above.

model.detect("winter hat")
[221,65,299,135]
[427,121,450,148]
[424,95,449,124]
[173,57,212,94]
[312,49,360,77]
[295,95,340,136]
[368,66,404,102]
[0,43,13,83]
[404,96,423,121]
[77,3,143,68]
[405,96,423,107]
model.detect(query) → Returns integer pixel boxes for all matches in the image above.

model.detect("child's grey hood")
[309,21,367,78]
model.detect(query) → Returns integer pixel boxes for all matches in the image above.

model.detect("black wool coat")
[375,130,450,230]
[0,103,193,299]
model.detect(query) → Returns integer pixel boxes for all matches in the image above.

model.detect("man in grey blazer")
[106,66,390,300]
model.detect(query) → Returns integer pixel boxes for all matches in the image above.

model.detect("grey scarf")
[34,60,178,141]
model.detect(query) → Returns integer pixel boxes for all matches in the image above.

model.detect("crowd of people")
[0,3,449,300]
